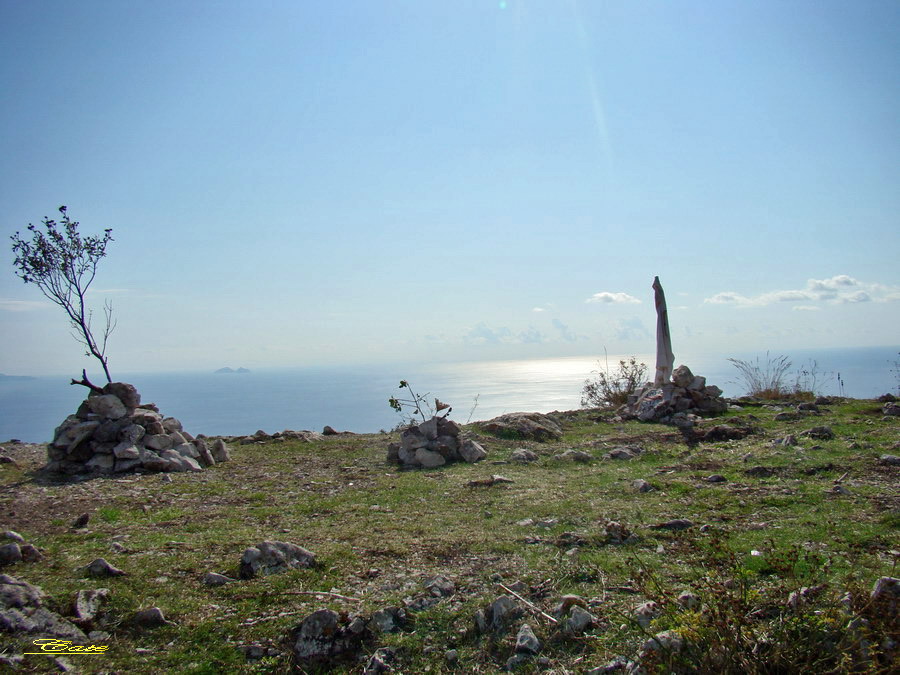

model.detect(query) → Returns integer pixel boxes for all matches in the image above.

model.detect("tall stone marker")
[652,276,674,386]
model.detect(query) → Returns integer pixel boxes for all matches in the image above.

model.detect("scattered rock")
[239,541,316,579]
[202,572,236,586]
[506,653,532,671]
[871,577,899,617]
[71,513,90,529]
[562,605,596,635]
[510,448,539,463]
[633,601,660,628]
[601,521,634,544]
[553,449,593,463]
[424,575,455,598]
[588,656,631,673]
[1,531,24,544]
[481,412,563,441]
[288,608,371,669]
[641,629,685,657]
[515,623,541,654]
[458,439,487,464]
[0,544,22,566]
[363,647,396,674]
[883,403,900,417]
[73,588,110,624]
[676,591,700,610]
[701,425,751,442]
[553,594,588,617]
[879,454,900,466]
[773,434,798,447]
[84,558,125,578]
[632,479,654,493]
[474,595,524,634]
[415,448,446,468]
[370,606,408,633]
[133,606,170,627]
[705,474,727,483]
[801,426,835,441]
[649,519,694,531]
[467,475,514,487]
[745,466,777,478]
[0,574,87,642]
[606,446,642,460]
[209,439,231,462]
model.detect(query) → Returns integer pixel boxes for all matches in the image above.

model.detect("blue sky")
[1,0,898,377]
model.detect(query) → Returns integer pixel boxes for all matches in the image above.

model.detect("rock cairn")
[624,364,727,425]
[387,416,486,468]
[47,382,229,475]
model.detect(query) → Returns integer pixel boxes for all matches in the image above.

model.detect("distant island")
[214,367,251,374]
[0,373,36,381]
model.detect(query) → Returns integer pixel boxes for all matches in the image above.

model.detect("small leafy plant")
[581,355,648,407]
[892,352,900,395]
[790,359,827,400]
[388,380,451,425]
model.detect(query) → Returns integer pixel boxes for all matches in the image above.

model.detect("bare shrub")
[728,353,792,399]
[581,356,647,408]
[10,206,115,384]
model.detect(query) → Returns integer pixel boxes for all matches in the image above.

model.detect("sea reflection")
[422,354,654,421]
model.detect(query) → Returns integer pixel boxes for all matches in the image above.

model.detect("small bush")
[581,356,647,407]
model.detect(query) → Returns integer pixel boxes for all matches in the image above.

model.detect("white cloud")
[840,291,871,303]
[614,316,649,341]
[586,291,641,304]
[704,292,753,306]
[807,275,858,291]
[704,275,898,308]
[552,318,577,342]
[532,307,545,313]
[792,305,820,312]
[518,326,545,344]
[463,322,512,345]
[0,299,49,312]
[763,290,815,303]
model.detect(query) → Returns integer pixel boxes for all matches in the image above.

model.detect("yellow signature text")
[25,638,109,654]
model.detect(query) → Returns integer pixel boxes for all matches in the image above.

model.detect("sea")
[1,346,897,443]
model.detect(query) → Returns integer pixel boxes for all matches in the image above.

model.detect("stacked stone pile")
[624,364,727,425]
[387,416,487,468]
[47,382,229,475]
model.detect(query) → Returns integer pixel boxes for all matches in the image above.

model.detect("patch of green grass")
[5,399,898,673]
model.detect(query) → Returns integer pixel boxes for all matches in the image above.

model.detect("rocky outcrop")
[481,412,563,441]
[0,574,88,642]
[388,416,486,468]
[289,609,372,670]
[46,382,229,475]
[239,541,316,579]
[623,365,727,425]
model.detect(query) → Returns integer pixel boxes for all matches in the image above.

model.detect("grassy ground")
[1,398,897,673]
